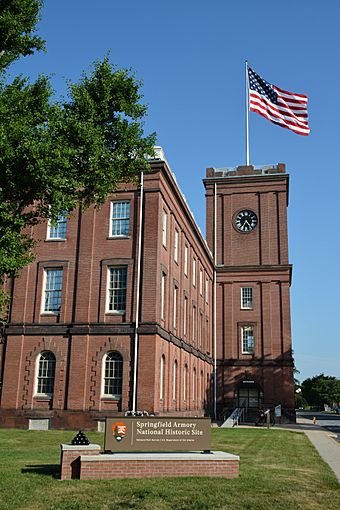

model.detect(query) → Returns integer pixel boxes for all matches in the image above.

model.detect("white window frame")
[162,209,167,247]
[42,268,63,314]
[192,258,196,287]
[173,360,177,401]
[241,287,253,309]
[192,305,196,343]
[110,201,131,238]
[161,272,166,321]
[241,325,255,354]
[160,355,165,400]
[35,351,56,398]
[174,229,179,263]
[183,364,188,401]
[184,244,188,276]
[106,267,127,314]
[192,367,196,401]
[173,285,178,329]
[205,278,209,304]
[102,351,123,399]
[183,295,188,336]
[199,269,203,295]
[199,311,203,348]
[47,212,67,240]
[206,317,209,351]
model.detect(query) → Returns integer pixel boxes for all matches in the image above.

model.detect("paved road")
[297,411,340,435]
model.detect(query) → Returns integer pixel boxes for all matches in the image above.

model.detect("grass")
[0,428,339,510]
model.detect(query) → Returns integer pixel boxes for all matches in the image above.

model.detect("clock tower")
[204,164,295,422]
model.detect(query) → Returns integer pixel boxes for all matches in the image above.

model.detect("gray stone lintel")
[61,443,101,451]
[80,451,240,461]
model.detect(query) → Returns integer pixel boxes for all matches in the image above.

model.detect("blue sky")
[11,0,340,382]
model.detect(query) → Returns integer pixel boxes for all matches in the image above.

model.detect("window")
[47,212,67,240]
[160,355,165,400]
[111,201,130,237]
[200,370,203,403]
[242,325,255,354]
[162,209,167,247]
[174,230,179,263]
[184,244,188,276]
[173,285,178,329]
[241,287,253,309]
[199,312,203,348]
[183,295,188,336]
[161,272,166,320]
[192,368,196,401]
[107,267,127,313]
[43,269,63,313]
[192,258,196,287]
[183,364,188,401]
[103,352,123,397]
[173,360,178,400]
[199,269,203,295]
[205,278,209,304]
[192,305,196,344]
[36,351,56,396]
[206,318,209,352]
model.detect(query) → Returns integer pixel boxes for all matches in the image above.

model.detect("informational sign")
[104,417,211,452]
[274,405,282,417]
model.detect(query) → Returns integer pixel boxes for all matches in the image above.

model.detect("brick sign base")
[60,444,240,480]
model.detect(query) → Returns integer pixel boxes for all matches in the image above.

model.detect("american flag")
[247,66,310,136]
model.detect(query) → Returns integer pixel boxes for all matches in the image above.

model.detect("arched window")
[192,367,196,401]
[173,360,178,401]
[200,369,204,403]
[36,351,56,396]
[103,352,123,398]
[183,364,188,401]
[160,355,165,400]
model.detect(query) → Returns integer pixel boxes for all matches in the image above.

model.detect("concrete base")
[60,444,240,480]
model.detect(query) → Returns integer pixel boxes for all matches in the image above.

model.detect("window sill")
[105,311,125,316]
[45,238,66,242]
[41,312,60,316]
[101,396,121,402]
[107,236,130,240]
[34,395,52,401]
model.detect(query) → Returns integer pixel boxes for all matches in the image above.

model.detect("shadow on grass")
[21,464,60,477]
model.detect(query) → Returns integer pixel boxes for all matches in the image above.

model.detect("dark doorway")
[237,383,261,408]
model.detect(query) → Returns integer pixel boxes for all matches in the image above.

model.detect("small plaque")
[104,417,211,452]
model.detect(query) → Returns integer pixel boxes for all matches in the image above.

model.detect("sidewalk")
[296,417,340,483]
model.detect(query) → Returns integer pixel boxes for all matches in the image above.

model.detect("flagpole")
[245,60,250,165]
[213,181,217,421]
[132,171,144,413]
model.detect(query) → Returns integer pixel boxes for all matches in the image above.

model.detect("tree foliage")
[301,374,340,409]
[0,1,156,307]
[0,0,45,69]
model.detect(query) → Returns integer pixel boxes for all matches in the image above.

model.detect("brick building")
[0,149,295,429]
[204,164,295,421]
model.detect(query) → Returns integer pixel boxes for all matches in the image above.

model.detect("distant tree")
[301,374,340,409]
[0,1,156,321]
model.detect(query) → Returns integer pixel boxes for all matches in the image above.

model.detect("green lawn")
[0,428,339,510]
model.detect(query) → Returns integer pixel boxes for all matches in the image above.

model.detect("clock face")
[234,210,258,233]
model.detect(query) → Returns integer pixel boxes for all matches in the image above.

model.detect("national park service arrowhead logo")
[112,421,127,442]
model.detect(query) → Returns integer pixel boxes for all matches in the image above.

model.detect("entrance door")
[237,386,260,408]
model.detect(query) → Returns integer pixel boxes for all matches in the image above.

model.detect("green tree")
[0,1,156,320]
[301,374,340,409]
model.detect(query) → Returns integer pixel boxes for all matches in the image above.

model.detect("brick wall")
[1,159,214,427]
[204,166,295,419]
[60,444,239,480]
